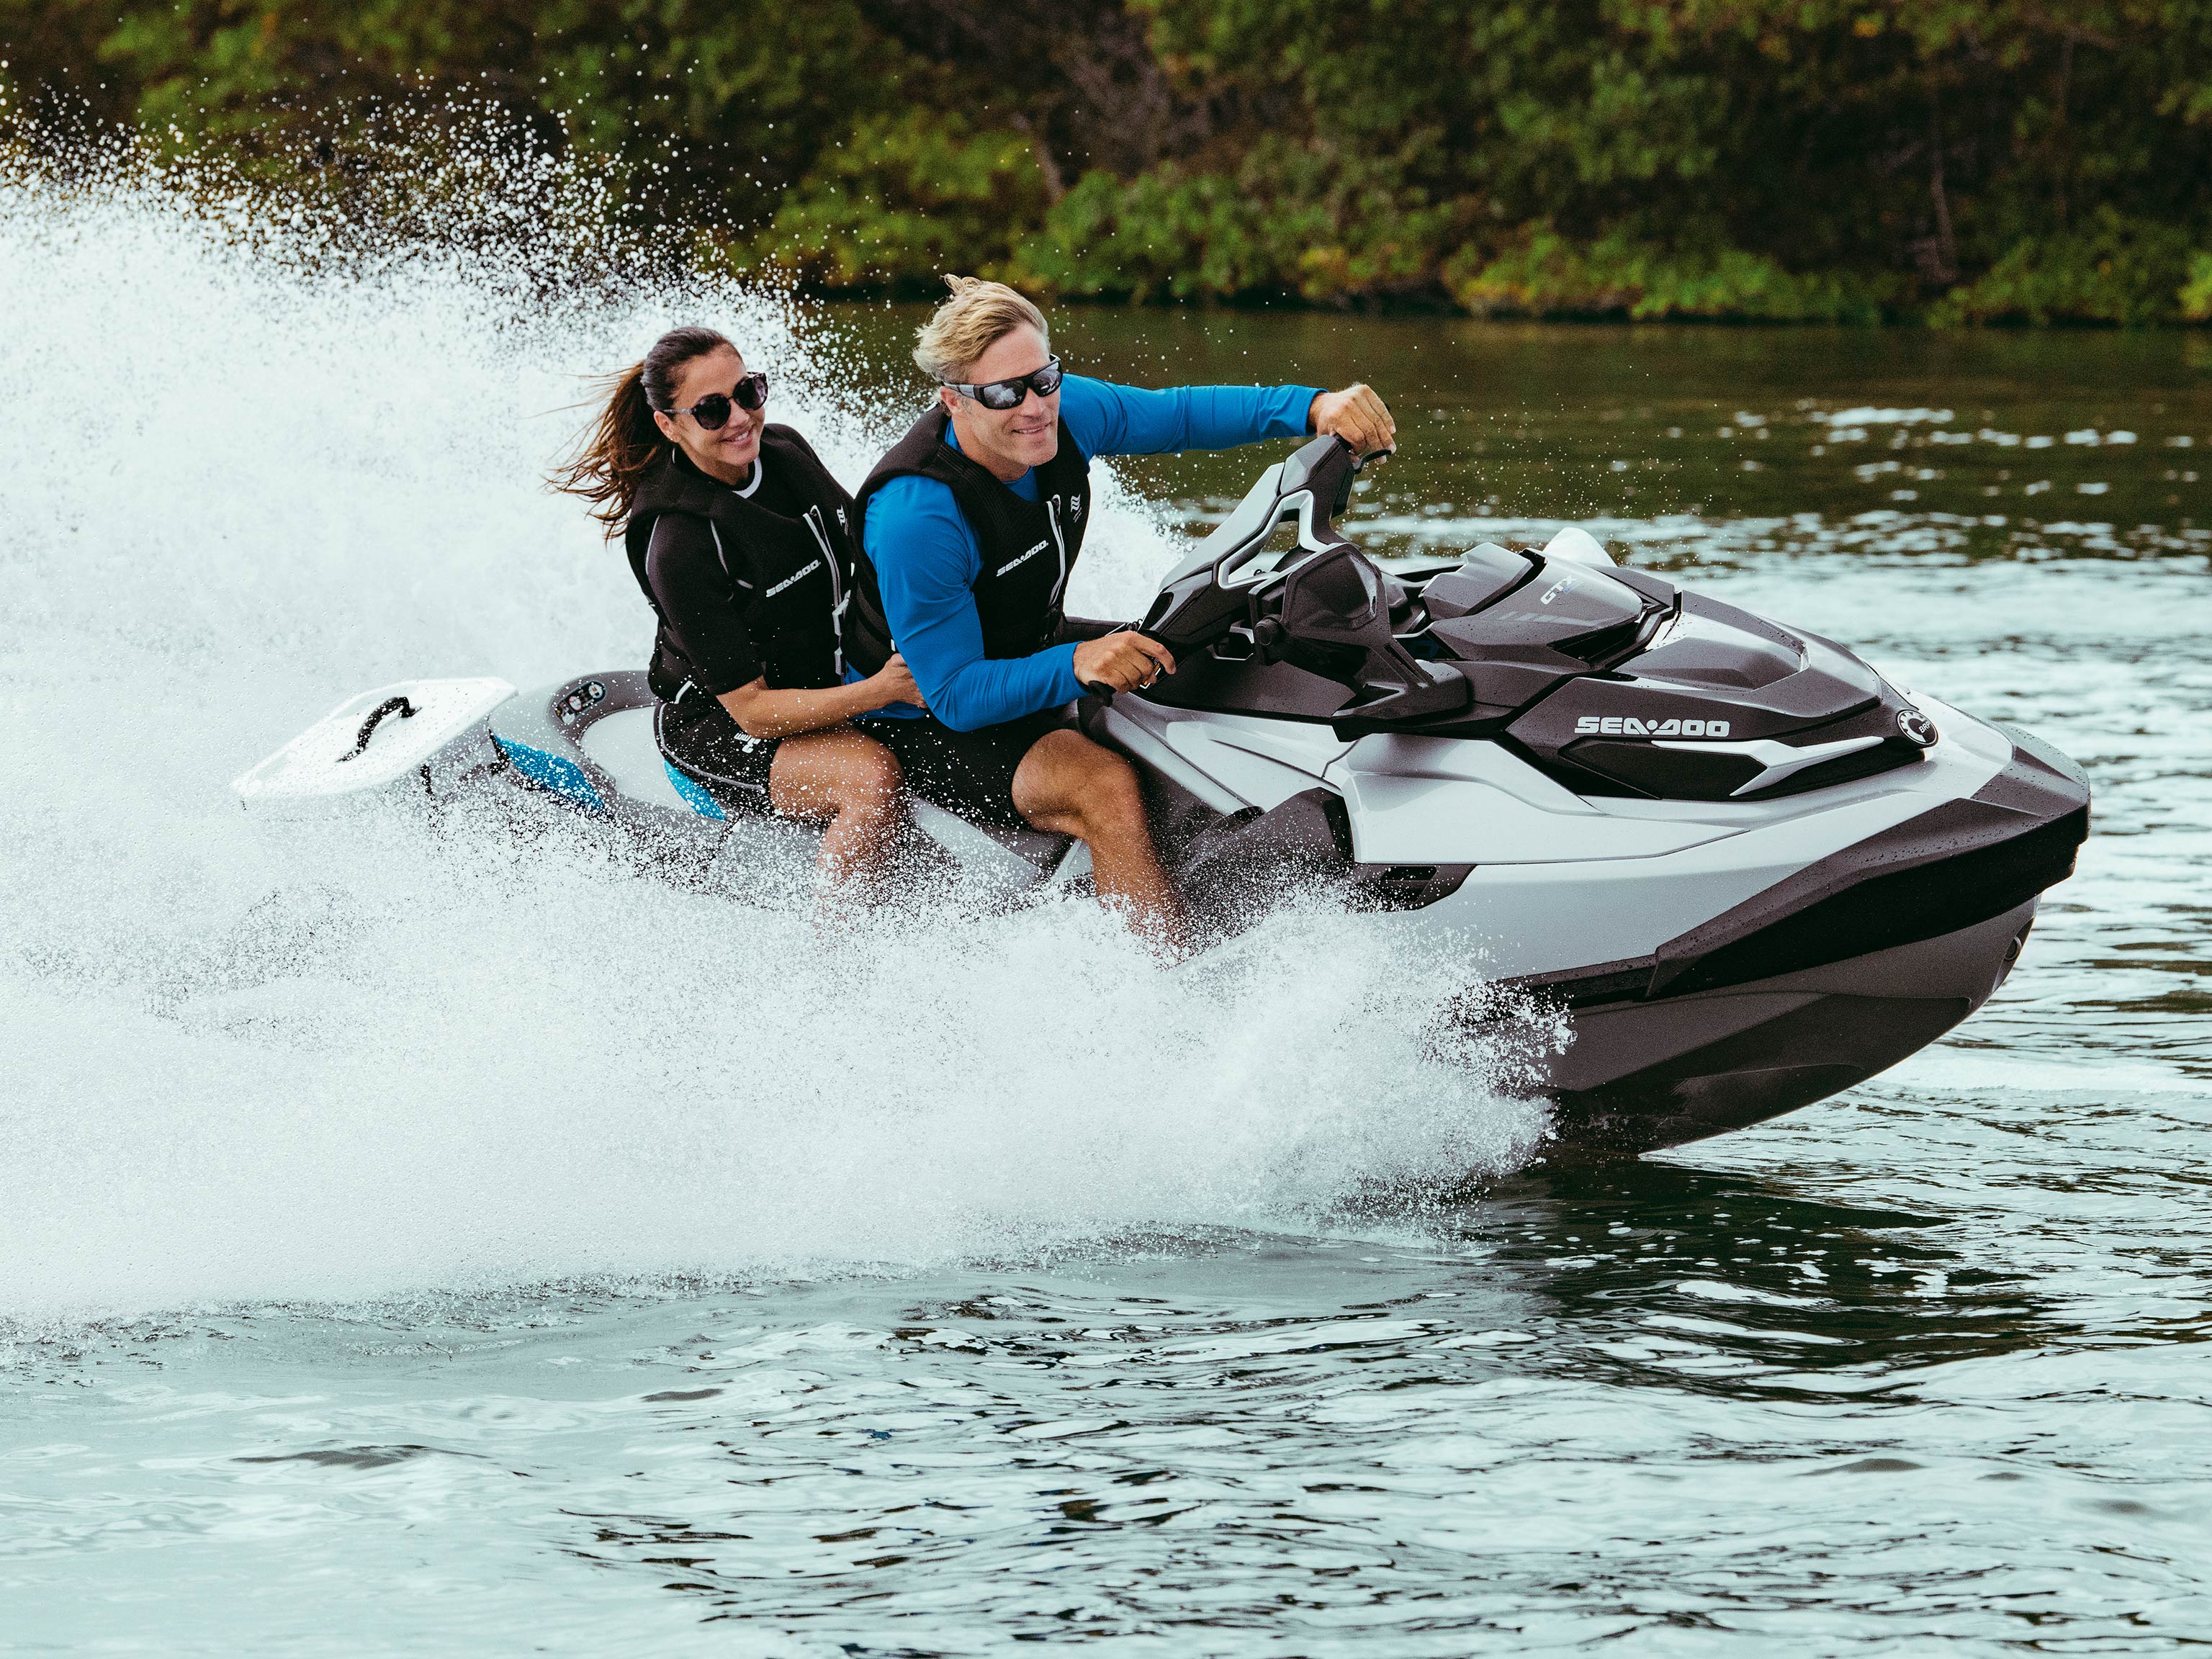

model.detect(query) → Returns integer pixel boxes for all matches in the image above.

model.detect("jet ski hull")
[235,438,2090,1160]
[1522,899,2037,1153]
[1472,724,2085,1152]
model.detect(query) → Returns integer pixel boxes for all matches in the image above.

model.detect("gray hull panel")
[1538,899,2037,1154]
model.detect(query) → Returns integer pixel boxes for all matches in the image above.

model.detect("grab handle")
[338,695,417,762]
[1082,680,1115,706]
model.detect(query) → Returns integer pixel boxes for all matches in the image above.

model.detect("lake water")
[3,165,2208,1655]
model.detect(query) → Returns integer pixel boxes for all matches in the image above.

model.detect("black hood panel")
[1138,526,1933,804]
[1500,593,1920,799]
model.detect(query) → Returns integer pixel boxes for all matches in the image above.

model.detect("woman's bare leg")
[1012,729,1186,954]
[768,727,905,896]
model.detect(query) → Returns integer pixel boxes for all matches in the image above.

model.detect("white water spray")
[0,138,1545,1321]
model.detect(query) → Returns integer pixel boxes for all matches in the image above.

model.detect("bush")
[1444,228,1894,323]
[1930,211,2203,325]
[2182,252,2212,322]
[1013,137,1467,305]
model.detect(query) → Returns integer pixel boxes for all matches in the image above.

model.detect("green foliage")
[2182,252,2212,322]
[746,113,1048,292]
[1930,210,2202,325]
[6,0,2211,322]
[1447,228,1897,323]
[1014,138,1464,303]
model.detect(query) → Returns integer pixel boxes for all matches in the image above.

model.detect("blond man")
[846,277,1395,945]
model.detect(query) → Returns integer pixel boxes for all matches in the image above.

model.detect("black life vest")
[622,427,860,701]
[847,404,1092,675]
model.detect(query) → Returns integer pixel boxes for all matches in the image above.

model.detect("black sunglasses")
[943,356,1062,412]
[667,371,769,430]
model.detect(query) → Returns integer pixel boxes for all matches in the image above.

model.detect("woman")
[554,326,922,893]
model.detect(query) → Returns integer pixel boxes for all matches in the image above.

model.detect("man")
[850,276,1395,948]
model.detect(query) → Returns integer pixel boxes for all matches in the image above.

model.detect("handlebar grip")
[1082,680,1115,706]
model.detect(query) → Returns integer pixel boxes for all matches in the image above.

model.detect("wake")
[0,132,1545,1319]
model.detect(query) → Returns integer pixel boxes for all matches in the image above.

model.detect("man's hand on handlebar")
[1073,631,1176,696]
[1309,383,1396,457]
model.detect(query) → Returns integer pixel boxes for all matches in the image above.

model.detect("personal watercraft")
[235,437,2090,1154]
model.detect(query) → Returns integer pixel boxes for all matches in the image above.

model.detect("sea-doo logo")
[1897,707,1937,746]
[997,540,1048,577]
[1575,716,1731,738]
[764,558,822,598]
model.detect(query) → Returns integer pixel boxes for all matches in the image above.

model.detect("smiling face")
[653,344,763,485]
[939,325,1059,483]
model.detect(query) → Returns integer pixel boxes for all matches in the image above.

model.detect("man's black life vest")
[623,427,860,701]
[846,404,1092,676]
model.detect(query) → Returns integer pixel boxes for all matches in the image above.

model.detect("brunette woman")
[555,326,922,893]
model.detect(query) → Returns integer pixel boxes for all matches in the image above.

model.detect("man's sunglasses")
[666,372,769,430]
[943,356,1062,412]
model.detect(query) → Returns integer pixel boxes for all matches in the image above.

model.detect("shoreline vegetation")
[5,1,2211,326]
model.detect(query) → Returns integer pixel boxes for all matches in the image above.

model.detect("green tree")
[7,0,2211,320]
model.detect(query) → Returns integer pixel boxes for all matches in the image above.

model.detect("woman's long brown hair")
[550,325,734,534]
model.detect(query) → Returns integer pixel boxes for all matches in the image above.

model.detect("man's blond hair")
[912,275,1049,383]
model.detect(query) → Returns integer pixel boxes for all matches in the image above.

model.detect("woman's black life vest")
[622,427,860,701]
[845,404,1092,676]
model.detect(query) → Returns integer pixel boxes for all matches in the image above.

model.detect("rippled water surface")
[4,165,2209,1654]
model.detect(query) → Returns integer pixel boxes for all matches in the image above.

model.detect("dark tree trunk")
[1928,94,1958,285]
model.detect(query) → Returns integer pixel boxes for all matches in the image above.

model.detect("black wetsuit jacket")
[623,428,860,702]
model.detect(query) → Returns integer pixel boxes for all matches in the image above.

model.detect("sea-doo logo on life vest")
[1575,715,1731,738]
[764,559,822,598]
[997,540,1048,577]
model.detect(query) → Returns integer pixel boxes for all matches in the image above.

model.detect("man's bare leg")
[1012,729,1185,952]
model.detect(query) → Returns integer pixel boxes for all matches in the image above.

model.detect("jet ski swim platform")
[237,438,2088,1156]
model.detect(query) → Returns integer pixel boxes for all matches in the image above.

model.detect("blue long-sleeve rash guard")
[862,374,1321,732]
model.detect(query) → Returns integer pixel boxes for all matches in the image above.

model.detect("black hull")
[1541,899,2038,1155]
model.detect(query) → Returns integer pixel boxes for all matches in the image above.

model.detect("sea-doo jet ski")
[236,437,2089,1154]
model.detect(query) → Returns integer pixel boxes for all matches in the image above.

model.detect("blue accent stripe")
[493,736,609,816]
[665,761,728,821]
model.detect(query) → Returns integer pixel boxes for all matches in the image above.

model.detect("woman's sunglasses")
[667,371,770,430]
[943,356,1062,412]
